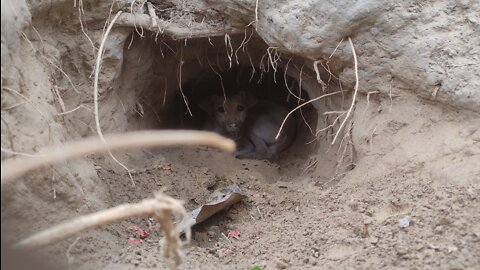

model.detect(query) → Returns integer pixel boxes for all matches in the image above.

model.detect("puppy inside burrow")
[166,66,319,160]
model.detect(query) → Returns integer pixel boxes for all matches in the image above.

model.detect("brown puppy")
[199,92,296,159]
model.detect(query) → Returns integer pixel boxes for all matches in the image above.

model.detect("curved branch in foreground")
[1,130,235,183]
[112,13,243,39]
[15,192,189,266]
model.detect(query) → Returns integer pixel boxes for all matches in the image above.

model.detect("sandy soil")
[67,148,479,269]
[2,1,480,270]
[64,94,479,270]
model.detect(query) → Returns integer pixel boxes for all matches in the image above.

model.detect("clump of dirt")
[1,0,479,269]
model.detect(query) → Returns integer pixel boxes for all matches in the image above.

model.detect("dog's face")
[200,92,257,136]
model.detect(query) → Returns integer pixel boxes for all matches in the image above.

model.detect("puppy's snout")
[226,122,239,132]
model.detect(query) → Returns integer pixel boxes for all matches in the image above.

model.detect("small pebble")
[447,245,458,253]
[398,216,412,228]
[276,260,288,269]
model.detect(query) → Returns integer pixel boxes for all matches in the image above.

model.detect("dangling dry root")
[331,37,359,145]
[275,91,342,140]
[111,13,242,40]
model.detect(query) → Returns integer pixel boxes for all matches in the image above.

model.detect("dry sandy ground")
[61,95,480,270]
[2,1,479,270]
[67,149,479,270]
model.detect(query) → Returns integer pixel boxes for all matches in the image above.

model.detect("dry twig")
[283,58,305,101]
[178,49,193,116]
[328,38,344,60]
[15,192,189,267]
[313,60,327,91]
[57,104,92,116]
[75,0,96,55]
[297,65,315,137]
[1,130,235,184]
[362,91,380,118]
[255,0,260,30]
[224,33,234,68]
[147,2,159,28]
[234,27,254,63]
[207,59,226,100]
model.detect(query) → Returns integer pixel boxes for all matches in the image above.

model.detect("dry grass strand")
[1,130,235,183]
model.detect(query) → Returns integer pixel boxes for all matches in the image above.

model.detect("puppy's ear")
[199,95,222,115]
[198,97,212,115]
[238,91,258,108]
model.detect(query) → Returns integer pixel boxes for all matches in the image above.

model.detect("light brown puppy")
[199,92,296,159]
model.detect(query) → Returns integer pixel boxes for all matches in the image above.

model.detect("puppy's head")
[199,92,257,136]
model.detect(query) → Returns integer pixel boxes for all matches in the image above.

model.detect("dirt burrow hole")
[3,29,354,268]
[88,29,353,254]
[106,31,350,179]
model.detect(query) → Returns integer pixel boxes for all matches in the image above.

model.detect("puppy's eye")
[217,106,225,113]
[237,105,245,112]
